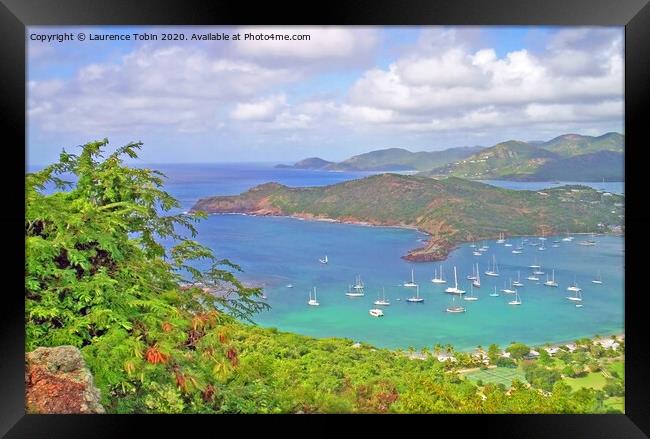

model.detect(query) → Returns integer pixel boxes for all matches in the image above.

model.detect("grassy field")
[464,367,526,387]
[607,361,624,379]
[604,396,624,413]
[564,372,608,391]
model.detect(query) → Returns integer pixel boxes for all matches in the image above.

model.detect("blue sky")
[27,26,624,165]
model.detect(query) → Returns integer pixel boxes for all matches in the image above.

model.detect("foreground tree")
[25,139,268,412]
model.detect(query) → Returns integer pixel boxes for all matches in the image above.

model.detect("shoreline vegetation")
[191,174,624,261]
[25,140,625,414]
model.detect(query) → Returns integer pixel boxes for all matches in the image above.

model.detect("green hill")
[275,157,334,169]
[427,141,559,180]
[191,174,623,261]
[277,146,483,172]
[541,132,624,157]
[427,133,624,181]
[326,146,483,171]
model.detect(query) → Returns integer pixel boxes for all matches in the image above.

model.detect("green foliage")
[24,139,622,414]
[506,343,531,360]
[26,139,268,413]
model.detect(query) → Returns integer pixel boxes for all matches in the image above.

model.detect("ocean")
[153,164,624,351]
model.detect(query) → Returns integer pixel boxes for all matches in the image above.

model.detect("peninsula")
[190,174,624,261]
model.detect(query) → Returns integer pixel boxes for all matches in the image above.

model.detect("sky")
[27,26,624,165]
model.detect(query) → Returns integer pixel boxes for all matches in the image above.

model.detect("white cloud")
[342,28,623,135]
[231,95,287,121]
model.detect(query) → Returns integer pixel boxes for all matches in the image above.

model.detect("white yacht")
[472,264,481,288]
[527,273,540,281]
[484,255,499,277]
[463,284,479,301]
[512,271,524,287]
[508,289,522,305]
[567,289,583,302]
[369,308,384,317]
[406,285,424,303]
[489,286,500,297]
[446,294,466,313]
[497,232,505,244]
[592,271,603,284]
[308,287,320,306]
[445,267,466,295]
[374,288,390,306]
[346,276,366,297]
[432,265,447,284]
[502,279,516,294]
[403,269,418,288]
[286,284,294,288]
[544,269,558,287]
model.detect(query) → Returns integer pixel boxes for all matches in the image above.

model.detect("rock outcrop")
[25,345,105,414]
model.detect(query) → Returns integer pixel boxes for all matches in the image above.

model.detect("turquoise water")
[195,214,624,351]
[32,163,623,350]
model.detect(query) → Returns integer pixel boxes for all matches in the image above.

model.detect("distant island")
[275,146,484,172]
[277,133,624,182]
[191,174,624,262]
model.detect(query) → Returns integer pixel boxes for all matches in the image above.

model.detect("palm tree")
[433,343,442,356]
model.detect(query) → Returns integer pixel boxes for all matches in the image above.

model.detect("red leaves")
[202,384,215,403]
[226,347,239,367]
[145,345,168,365]
[161,322,173,333]
[174,370,187,392]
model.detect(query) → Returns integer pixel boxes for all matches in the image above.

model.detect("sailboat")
[567,276,582,293]
[445,267,466,295]
[502,279,516,294]
[489,286,500,297]
[403,269,418,288]
[497,232,505,244]
[286,284,294,288]
[346,276,365,297]
[319,255,328,264]
[567,289,583,302]
[466,264,477,280]
[472,264,481,288]
[463,283,479,301]
[473,249,483,256]
[374,288,390,306]
[504,241,513,247]
[562,231,574,242]
[484,255,499,277]
[446,294,466,313]
[308,287,320,306]
[526,272,540,281]
[406,285,424,303]
[529,258,541,269]
[592,271,603,284]
[431,265,447,284]
[544,269,558,287]
[508,289,522,305]
[533,265,545,275]
[511,248,523,254]
[512,271,524,287]
[512,239,524,253]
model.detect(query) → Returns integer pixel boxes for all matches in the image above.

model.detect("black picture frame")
[2,0,648,437]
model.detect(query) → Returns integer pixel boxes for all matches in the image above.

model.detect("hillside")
[427,134,624,181]
[276,146,483,171]
[275,157,334,169]
[541,132,624,157]
[191,174,624,261]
